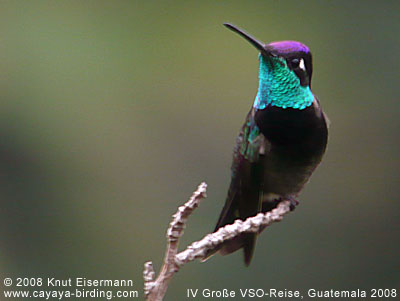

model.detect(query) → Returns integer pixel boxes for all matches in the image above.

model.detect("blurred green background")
[1,0,399,300]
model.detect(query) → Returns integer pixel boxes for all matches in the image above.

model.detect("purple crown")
[268,41,309,54]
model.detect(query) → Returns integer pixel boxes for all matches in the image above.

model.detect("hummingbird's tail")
[203,151,263,265]
[202,189,258,266]
[218,232,257,266]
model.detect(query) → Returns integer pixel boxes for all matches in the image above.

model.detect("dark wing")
[205,108,269,265]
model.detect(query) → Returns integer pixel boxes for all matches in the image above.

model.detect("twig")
[143,182,207,300]
[143,182,293,301]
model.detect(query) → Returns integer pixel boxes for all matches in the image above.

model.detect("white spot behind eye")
[299,58,306,71]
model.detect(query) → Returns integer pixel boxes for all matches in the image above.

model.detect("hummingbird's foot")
[262,197,299,212]
[288,198,299,211]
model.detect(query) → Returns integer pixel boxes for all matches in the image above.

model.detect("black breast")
[255,101,328,164]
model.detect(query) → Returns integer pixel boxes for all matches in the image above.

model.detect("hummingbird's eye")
[291,58,300,68]
[290,58,306,71]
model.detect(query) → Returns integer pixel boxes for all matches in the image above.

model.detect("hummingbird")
[206,23,328,265]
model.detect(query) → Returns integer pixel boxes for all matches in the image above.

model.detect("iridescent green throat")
[253,55,314,110]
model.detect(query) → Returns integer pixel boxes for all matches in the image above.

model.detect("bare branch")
[143,182,294,301]
[144,182,207,300]
[143,262,155,297]
[175,200,291,266]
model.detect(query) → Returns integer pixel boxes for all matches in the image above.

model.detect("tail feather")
[203,188,259,265]
[202,192,238,261]
[204,154,263,265]
[203,231,256,265]
[243,233,257,266]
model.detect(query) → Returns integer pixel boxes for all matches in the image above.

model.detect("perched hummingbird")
[206,24,328,265]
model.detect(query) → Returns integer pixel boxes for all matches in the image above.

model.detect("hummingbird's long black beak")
[224,23,270,57]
